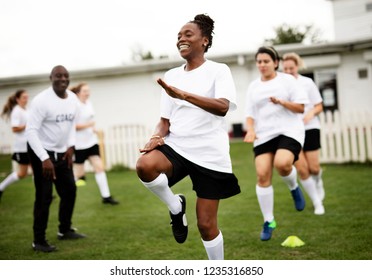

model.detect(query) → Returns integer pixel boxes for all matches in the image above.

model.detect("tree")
[264,23,323,45]
[131,44,154,62]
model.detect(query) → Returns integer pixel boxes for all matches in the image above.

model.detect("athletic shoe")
[76,179,86,187]
[102,196,119,205]
[260,220,277,241]
[0,190,2,202]
[291,186,306,211]
[169,194,188,244]
[57,228,86,240]
[32,240,57,252]
[314,203,325,215]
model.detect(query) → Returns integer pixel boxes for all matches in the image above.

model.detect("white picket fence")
[101,124,152,170]
[98,111,372,170]
[319,110,372,163]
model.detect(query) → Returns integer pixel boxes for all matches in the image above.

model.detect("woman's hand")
[139,136,165,153]
[157,78,186,100]
[244,129,256,143]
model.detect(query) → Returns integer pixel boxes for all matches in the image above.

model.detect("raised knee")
[275,162,292,176]
[136,157,159,181]
[136,157,148,177]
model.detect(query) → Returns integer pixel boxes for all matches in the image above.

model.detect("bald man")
[26,65,86,252]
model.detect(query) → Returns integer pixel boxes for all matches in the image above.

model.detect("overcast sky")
[0,0,334,78]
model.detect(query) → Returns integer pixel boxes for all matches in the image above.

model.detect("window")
[366,2,372,11]
[314,69,338,112]
[358,68,368,79]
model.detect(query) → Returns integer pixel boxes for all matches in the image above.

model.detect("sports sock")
[202,230,224,260]
[312,168,323,183]
[256,185,274,222]
[300,177,321,206]
[281,166,298,190]
[95,172,111,198]
[0,172,19,191]
[140,173,181,214]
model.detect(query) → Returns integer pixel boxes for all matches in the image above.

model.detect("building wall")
[336,51,372,113]
[332,0,372,41]
[1,43,372,153]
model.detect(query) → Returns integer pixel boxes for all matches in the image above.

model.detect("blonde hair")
[282,52,306,70]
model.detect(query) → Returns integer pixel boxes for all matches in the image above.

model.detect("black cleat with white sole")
[169,194,188,243]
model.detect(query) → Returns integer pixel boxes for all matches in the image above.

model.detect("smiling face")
[50,65,70,97]
[256,53,278,81]
[176,22,208,61]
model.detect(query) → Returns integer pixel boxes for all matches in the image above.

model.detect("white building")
[1,0,371,166]
[330,0,372,41]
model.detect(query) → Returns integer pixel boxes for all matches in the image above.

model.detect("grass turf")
[0,141,371,260]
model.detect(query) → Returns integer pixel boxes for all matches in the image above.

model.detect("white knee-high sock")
[300,177,321,206]
[140,173,181,214]
[95,172,111,198]
[281,166,298,190]
[202,231,224,260]
[312,168,323,183]
[0,172,19,191]
[256,185,274,222]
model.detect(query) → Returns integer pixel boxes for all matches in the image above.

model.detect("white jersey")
[26,87,80,161]
[245,72,308,147]
[75,100,98,150]
[161,60,237,173]
[10,105,28,153]
[297,75,323,130]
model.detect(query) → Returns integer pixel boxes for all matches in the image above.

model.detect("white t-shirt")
[10,105,28,153]
[297,75,323,130]
[75,100,98,150]
[245,72,308,147]
[26,87,79,161]
[161,60,237,173]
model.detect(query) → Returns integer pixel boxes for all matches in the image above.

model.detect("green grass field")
[0,141,371,260]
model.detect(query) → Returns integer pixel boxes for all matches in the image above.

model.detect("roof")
[1,36,372,87]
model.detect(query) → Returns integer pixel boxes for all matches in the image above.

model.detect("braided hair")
[190,14,214,53]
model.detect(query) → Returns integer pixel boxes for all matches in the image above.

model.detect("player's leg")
[197,198,223,260]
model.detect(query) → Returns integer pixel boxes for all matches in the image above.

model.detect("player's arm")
[270,97,304,113]
[157,78,229,116]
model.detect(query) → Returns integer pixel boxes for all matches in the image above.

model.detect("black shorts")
[253,135,302,162]
[303,129,321,151]
[157,145,241,200]
[74,144,100,164]
[12,152,30,165]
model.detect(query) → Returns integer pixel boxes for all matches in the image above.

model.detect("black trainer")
[32,240,57,252]
[0,190,3,202]
[57,228,86,240]
[169,194,188,244]
[102,196,119,205]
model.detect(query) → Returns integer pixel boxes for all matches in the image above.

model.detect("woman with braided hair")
[136,14,240,260]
